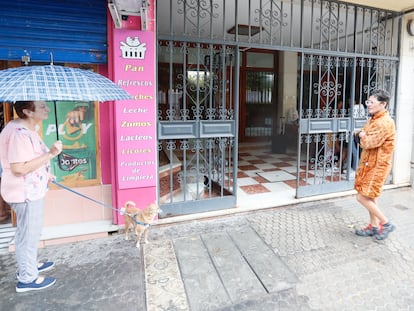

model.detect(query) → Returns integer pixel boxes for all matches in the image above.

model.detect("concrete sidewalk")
[1,187,414,310]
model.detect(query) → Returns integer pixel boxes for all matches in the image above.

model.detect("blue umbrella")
[0,64,132,170]
[0,65,131,102]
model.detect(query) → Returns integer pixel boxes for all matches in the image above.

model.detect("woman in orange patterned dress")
[354,89,396,240]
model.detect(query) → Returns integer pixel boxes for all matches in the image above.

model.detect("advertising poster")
[41,101,99,184]
[113,30,156,189]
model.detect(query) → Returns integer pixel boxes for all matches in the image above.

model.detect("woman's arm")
[359,119,394,150]
[10,141,62,177]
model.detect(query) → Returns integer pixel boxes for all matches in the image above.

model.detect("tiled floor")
[160,143,351,209]
[236,147,301,196]
[234,143,354,211]
[159,143,303,202]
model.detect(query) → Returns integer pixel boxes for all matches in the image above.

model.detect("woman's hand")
[49,140,63,157]
[48,174,57,182]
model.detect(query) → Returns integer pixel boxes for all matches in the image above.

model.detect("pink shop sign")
[113,30,156,189]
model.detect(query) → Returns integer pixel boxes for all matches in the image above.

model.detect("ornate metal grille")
[157,40,237,215]
[158,0,400,56]
[157,0,400,207]
[297,53,398,197]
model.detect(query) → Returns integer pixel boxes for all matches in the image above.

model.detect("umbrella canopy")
[0,65,131,102]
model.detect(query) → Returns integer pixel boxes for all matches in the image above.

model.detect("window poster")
[41,101,100,185]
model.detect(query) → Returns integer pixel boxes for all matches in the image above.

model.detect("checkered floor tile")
[160,145,350,200]
[236,148,350,195]
[236,149,301,195]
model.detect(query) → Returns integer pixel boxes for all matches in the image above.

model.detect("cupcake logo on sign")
[120,37,147,60]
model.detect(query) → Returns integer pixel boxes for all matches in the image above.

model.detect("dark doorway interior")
[239,50,278,144]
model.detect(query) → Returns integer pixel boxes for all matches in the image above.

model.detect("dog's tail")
[120,201,136,215]
[124,201,136,208]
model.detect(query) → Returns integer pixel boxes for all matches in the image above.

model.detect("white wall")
[278,51,298,123]
[393,13,414,185]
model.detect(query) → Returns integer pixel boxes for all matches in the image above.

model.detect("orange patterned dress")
[354,110,395,198]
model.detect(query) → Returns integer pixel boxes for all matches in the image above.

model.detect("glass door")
[240,51,276,142]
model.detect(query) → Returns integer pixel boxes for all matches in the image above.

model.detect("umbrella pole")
[53,101,64,170]
[54,100,59,141]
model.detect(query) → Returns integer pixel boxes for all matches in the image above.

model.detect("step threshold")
[8,221,120,252]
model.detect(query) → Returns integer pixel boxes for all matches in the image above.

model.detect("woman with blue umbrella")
[0,64,131,292]
[0,101,62,292]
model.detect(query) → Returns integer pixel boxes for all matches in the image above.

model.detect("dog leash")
[51,180,151,226]
[51,180,121,212]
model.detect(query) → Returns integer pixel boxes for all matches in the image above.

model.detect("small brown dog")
[122,201,159,248]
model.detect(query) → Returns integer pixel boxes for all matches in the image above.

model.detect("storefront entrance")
[156,0,400,216]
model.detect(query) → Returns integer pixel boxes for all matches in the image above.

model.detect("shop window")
[41,101,101,186]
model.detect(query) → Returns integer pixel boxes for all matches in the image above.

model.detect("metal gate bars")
[157,0,401,212]
[297,54,398,197]
[157,42,238,216]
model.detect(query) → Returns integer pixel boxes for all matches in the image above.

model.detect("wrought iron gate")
[157,41,238,216]
[295,1,400,197]
[157,0,401,210]
[297,54,398,197]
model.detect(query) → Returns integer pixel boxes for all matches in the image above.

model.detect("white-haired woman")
[0,101,62,292]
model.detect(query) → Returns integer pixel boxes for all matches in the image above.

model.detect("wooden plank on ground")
[173,236,230,311]
[201,232,266,302]
[228,226,298,293]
